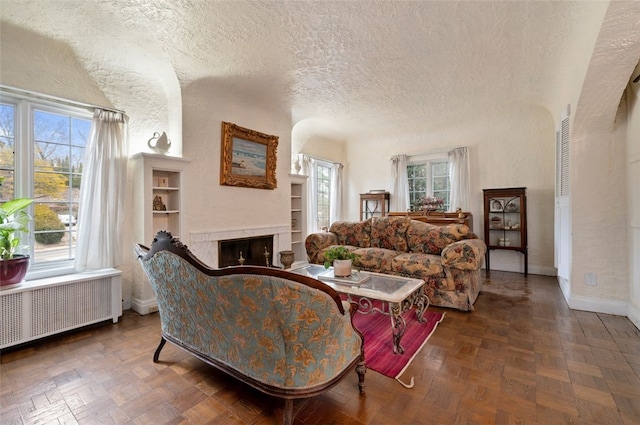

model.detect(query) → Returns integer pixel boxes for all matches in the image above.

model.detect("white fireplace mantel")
[190,225,291,268]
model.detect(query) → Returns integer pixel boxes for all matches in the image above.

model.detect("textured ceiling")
[0,0,610,140]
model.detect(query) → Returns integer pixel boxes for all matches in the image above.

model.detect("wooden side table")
[360,192,390,220]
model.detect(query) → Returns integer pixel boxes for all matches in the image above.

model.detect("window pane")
[407,164,428,210]
[32,108,88,265]
[407,165,425,182]
[433,177,449,191]
[34,110,69,144]
[431,161,450,210]
[406,160,451,211]
[2,94,89,272]
[316,164,331,230]
[0,103,15,201]
[71,117,90,149]
[432,162,448,176]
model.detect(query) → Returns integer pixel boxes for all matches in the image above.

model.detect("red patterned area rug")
[350,303,445,388]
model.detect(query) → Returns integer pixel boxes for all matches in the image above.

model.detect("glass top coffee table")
[290,264,429,354]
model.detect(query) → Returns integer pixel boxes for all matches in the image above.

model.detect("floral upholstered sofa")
[136,231,365,425]
[305,216,487,311]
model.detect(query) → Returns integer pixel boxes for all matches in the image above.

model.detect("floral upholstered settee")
[305,216,487,311]
[135,231,365,425]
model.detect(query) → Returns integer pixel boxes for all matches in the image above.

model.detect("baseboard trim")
[566,294,628,316]
[628,301,640,330]
[486,261,556,276]
[131,297,158,315]
[558,275,571,303]
[557,278,638,325]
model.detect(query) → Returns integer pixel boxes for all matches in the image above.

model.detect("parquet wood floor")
[1,271,639,424]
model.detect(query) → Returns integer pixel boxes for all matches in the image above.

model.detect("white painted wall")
[571,105,628,308]
[342,105,557,276]
[627,68,640,328]
[291,120,347,165]
[566,2,640,316]
[179,80,293,255]
[0,23,111,110]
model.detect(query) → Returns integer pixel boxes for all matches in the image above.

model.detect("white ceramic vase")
[333,259,352,277]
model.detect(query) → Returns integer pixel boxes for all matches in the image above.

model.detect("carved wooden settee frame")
[135,231,366,424]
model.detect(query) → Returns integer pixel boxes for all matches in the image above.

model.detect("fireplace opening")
[218,235,274,268]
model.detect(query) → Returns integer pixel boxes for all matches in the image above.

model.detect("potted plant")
[323,246,358,277]
[0,177,33,286]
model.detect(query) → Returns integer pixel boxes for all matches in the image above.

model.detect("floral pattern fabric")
[140,251,363,389]
[441,239,486,270]
[391,252,443,278]
[422,269,483,310]
[330,219,372,247]
[305,218,487,311]
[406,221,476,255]
[352,247,399,273]
[370,216,411,251]
[305,232,338,264]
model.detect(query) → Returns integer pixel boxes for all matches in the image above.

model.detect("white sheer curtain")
[75,109,129,271]
[329,163,343,223]
[391,155,409,211]
[299,154,318,233]
[448,147,470,211]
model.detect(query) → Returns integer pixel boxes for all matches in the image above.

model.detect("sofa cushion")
[370,216,411,251]
[330,219,371,248]
[391,252,444,278]
[353,247,399,274]
[407,221,475,255]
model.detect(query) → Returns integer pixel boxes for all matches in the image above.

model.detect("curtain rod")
[392,146,467,158]
[298,153,340,165]
[0,85,125,114]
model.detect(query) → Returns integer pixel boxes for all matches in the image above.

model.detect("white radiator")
[0,269,122,349]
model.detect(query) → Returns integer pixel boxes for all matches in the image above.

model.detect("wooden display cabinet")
[483,187,528,275]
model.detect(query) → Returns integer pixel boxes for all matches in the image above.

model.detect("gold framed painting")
[220,121,278,189]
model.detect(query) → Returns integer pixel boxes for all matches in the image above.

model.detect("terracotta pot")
[0,255,30,287]
[333,259,352,277]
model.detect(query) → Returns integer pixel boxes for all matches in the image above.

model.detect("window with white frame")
[407,159,450,211]
[0,93,90,272]
[314,161,331,230]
